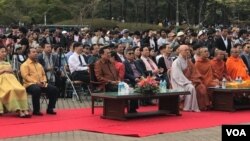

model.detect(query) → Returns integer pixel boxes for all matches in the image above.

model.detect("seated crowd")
[0,25,250,118]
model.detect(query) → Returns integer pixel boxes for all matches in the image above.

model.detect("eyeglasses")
[128,52,134,55]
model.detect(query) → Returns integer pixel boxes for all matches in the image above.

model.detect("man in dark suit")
[240,43,250,74]
[157,44,173,74]
[215,27,232,55]
[124,48,145,113]
[141,29,158,52]
[37,43,57,84]
[124,48,146,86]
[115,43,125,62]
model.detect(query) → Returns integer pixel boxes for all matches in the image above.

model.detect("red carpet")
[1,107,250,139]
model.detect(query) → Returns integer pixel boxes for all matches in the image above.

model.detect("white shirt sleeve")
[68,54,88,73]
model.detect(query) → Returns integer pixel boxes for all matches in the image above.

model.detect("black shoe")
[47,109,57,115]
[33,112,43,116]
[128,109,138,113]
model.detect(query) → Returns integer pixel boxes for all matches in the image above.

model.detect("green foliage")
[57,18,163,31]
[0,0,249,26]
[47,7,72,24]
[0,15,15,24]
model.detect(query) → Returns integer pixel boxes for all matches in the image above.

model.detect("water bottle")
[121,82,125,95]
[222,77,226,89]
[238,76,242,83]
[118,81,122,95]
[235,76,239,83]
[163,80,167,92]
[159,80,163,93]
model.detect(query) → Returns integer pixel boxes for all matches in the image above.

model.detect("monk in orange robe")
[210,49,232,81]
[183,49,210,110]
[195,47,219,87]
[226,47,250,80]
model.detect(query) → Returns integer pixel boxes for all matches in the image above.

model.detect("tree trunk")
[123,0,127,21]
[143,0,147,22]
[133,0,138,22]
[185,1,190,24]
[148,0,152,23]
[198,0,206,25]
[109,0,112,20]
[155,0,159,23]
[193,0,199,24]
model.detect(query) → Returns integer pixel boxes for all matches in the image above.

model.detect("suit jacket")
[141,36,158,52]
[94,58,119,83]
[135,59,151,76]
[241,54,250,73]
[123,59,146,85]
[158,56,169,73]
[215,37,232,55]
[37,53,58,71]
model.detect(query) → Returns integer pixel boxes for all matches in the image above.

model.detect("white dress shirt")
[221,36,228,49]
[68,52,88,73]
[117,53,125,62]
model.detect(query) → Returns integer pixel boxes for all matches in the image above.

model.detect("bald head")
[198,47,209,59]
[214,49,225,60]
[179,45,189,51]
[179,45,190,58]
[230,47,240,58]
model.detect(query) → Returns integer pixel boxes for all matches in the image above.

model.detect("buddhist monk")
[210,49,232,81]
[195,47,219,87]
[171,45,200,112]
[226,47,250,80]
[184,49,210,110]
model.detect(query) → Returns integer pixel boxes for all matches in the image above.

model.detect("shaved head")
[214,49,225,60]
[179,45,190,58]
[230,47,240,58]
[198,47,209,59]
[179,45,189,51]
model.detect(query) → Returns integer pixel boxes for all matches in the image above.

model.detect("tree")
[0,0,249,25]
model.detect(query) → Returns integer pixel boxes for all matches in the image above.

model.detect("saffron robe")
[226,56,250,80]
[184,60,210,110]
[195,58,219,87]
[210,58,230,81]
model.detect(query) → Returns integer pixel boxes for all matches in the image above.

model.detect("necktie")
[79,55,83,66]
[58,53,62,68]
[147,59,155,70]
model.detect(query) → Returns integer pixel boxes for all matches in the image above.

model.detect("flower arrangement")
[135,76,159,95]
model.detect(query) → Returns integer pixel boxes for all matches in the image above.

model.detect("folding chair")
[40,92,48,104]
[63,65,87,103]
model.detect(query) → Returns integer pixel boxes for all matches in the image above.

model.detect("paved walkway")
[1,97,223,141]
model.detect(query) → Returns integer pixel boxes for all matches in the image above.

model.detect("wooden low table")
[209,87,250,111]
[91,90,190,120]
